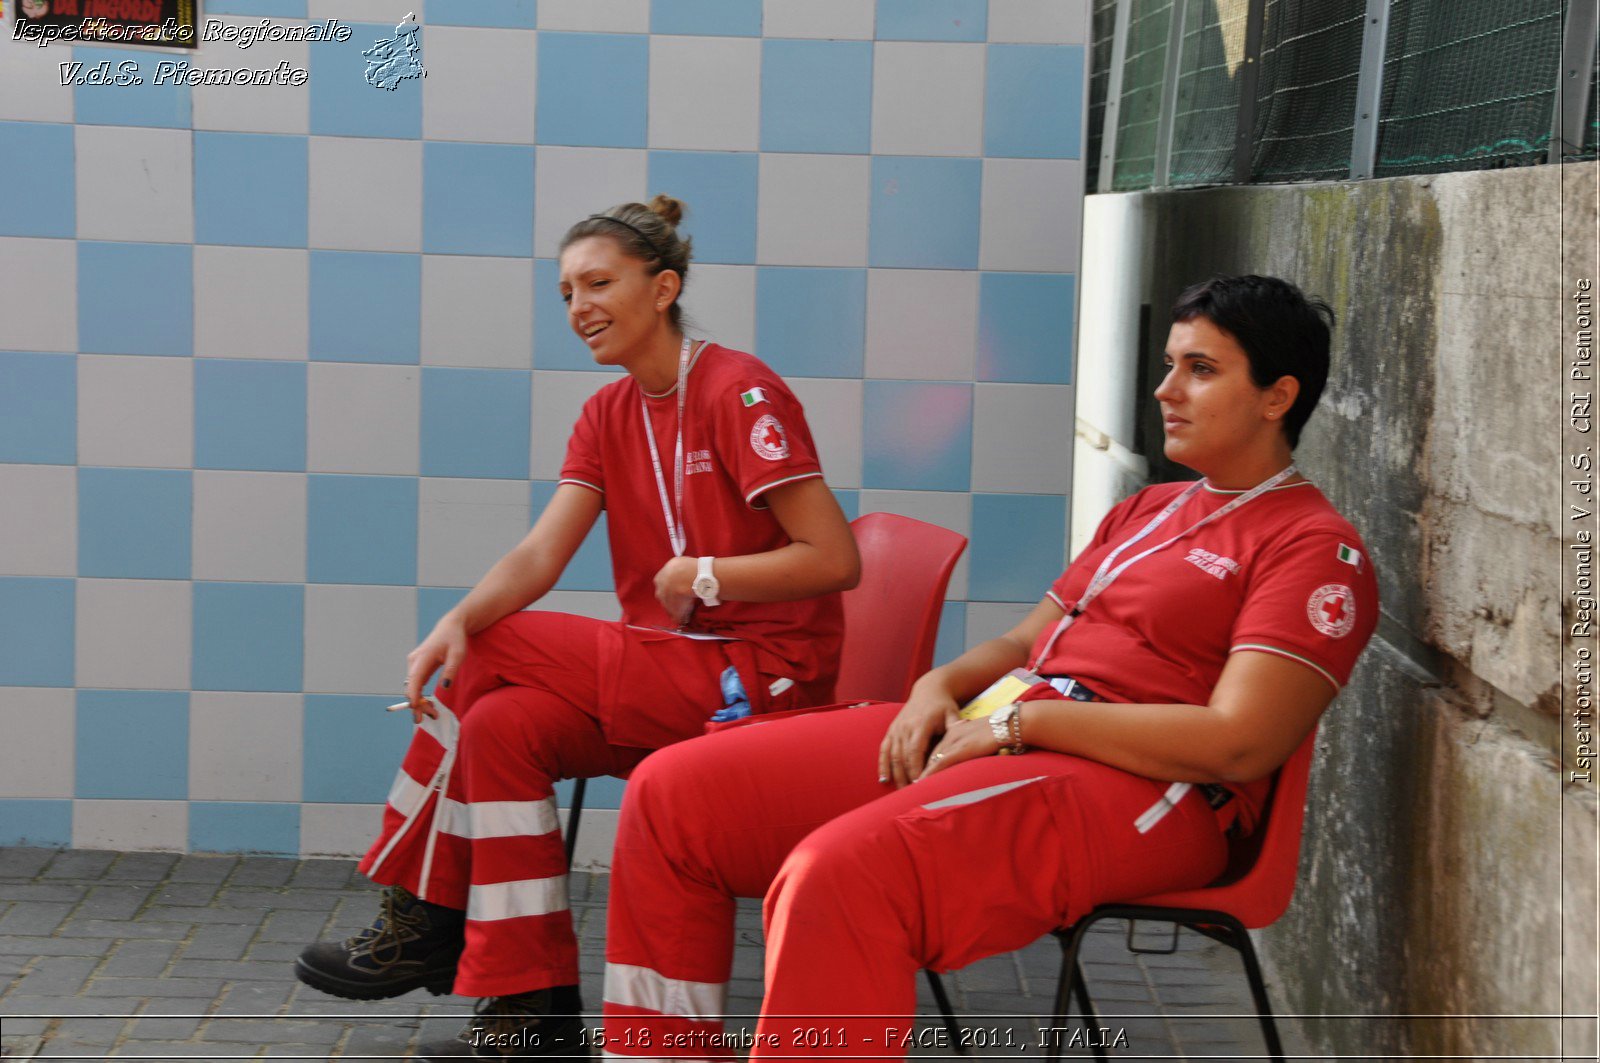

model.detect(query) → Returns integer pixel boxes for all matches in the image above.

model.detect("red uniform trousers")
[358,611,762,999]
[601,701,1229,1061]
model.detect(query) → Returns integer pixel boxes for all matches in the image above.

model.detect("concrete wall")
[1073,163,1597,1059]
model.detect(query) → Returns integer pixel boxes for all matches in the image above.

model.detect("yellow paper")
[958,668,1044,720]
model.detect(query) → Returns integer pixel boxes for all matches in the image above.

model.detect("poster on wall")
[15,0,200,49]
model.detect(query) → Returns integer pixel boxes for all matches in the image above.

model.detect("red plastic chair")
[1040,727,1321,1061]
[562,512,967,863]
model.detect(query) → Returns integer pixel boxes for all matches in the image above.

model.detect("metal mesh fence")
[1375,0,1564,176]
[1086,0,1120,192]
[1112,0,1177,190]
[1166,0,1248,187]
[1249,0,1366,182]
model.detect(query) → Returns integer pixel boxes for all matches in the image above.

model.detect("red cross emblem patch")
[749,413,790,461]
[1306,583,1356,638]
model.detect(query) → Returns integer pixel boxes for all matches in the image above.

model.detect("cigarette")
[387,700,412,712]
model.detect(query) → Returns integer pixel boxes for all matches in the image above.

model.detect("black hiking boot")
[417,986,587,1059]
[294,885,465,1000]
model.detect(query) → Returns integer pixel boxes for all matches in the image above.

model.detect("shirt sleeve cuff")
[557,477,604,495]
[743,469,823,508]
[1229,642,1341,692]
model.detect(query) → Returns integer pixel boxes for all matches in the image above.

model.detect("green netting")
[1167,0,1249,187]
[1111,0,1175,190]
[1085,0,1121,192]
[1249,0,1366,182]
[1374,0,1563,176]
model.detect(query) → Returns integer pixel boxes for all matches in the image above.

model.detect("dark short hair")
[1170,275,1334,449]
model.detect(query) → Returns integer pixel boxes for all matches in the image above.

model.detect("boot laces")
[344,886,429,967]
[464,992,557,1046]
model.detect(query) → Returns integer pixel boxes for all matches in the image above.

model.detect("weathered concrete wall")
[1074,163,1597,1059]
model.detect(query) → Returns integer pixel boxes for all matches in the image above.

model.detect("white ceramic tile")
[0,237,76,353]
[648,36,760,151]
[306,363,421,475]
[422,26,537,144]
[864,269,978,380]
[303,584,416,695]
[309,137,423,252]
[964,600,1034,644]
[418,477,531,587]
[857,489,971,599]
[77,355,194,468]
[684,264,756,353]
[786,377,862,489]
[307,0,420,22]
[421,255,534,368]
[979,158,1084,272]
[537,0,649,33]
[971,383,1074,493]
[533,146,649,258]
[0,465,75,577]
[762,0,874,39]
[0,36,74,122]
[300,802,384,857]
[0,689,74,798]
[188,692,304,802]
[72,799,187,851]
[538,589,622,621]
[756,154,870,267]
[988,0,1089,43]
[871,42,985,156]
[195,246,310,361]
[193,471,309,583]
[76,579,192,691]
[529,369,625,480]
[192,16,311,133]
[74,126,194,244]
[568,806,617,871]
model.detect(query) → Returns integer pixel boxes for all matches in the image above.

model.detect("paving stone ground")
[0,848,1296,1061]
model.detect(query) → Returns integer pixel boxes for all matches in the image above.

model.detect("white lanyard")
[1030,464,1299,671]
[639,336,694,557]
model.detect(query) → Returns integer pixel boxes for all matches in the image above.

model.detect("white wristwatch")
[692,555,721,607]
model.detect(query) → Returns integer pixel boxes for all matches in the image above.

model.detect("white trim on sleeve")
[1230,643,1341,691]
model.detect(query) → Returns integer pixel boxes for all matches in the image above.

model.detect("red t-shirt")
[559,342,843,689]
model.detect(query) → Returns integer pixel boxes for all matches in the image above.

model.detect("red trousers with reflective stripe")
[601,702,1228,1061]
[357,611,743,998]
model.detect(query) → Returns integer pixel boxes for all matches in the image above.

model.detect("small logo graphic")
[1183,547,1240,581]
[749,414,790,461]
[685,448,714,476]
[1306,583,1356,638]
[364,11,425,91]
[1336,543,1363,569]
[740,387,768,407]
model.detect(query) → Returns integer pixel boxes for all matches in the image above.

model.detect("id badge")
[958,667,1045,720]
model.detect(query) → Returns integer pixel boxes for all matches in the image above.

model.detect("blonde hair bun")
[648,194,686,229]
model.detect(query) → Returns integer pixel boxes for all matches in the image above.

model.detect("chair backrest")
[834,512,968,703]
[1127,725,1319,929]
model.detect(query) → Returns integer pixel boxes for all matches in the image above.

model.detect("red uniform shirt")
[559,342,843,687]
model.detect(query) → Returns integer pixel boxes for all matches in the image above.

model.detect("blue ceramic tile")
[985,45,1085,159]
[553,775,626,810]
[760,40,872,154]
[423,142,535,256]
[78,468,192,580]
[72,48,191,128]
[536,33,648,148]
[309,251,421,364]
[754,267,866,378]
[977,272,1075,384]
[207,0,307,14]
[832,488,860,520]
[531,481,611,591]
[189,802,300,855]
[192,582,305,692]
[306,474,418,585]
[76,690,189,800]
[0,353,76,464]
[78,242,194,357]
[933,600,966,665]
[861,380,972,491]
[428,0,537,27]
[876,0,986,41]
[194,359,308,471]
[417,586,468,643]
[303,694,415,802]
[0,578,74,687]
[0,801,73,847]
[869,156,982,269]
[533,259,601,370]
[651,0,761,36]
[968,493,1065,602]
[420,368,531,479]
[0,123,74,237]
[647,151,757,264]
[195,132,309,247]
[310,22,424,139]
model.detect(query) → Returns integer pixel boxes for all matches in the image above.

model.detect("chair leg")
[1049,921,1107,1061]
[564,777,586,868]
[923,969,967,1056]
[1223,922,1286,1063]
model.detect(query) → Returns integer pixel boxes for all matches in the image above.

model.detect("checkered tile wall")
[0,0,1087,856]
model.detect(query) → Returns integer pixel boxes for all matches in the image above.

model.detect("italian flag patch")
[740,387,768,407]
[1337,543,1362,568]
